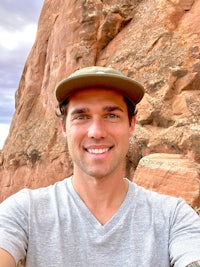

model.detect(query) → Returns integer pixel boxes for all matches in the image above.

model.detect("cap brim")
[55,73,144,105]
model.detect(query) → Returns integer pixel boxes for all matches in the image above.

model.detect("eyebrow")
[103,105,124,113]
[70,108,89,116]
[70,106,124,116]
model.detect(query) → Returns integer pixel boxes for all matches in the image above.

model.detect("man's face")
[62,88,135,180]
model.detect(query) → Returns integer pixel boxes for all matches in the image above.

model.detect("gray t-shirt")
[0,177,200,267]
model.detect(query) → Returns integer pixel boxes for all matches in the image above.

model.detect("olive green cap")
[55,66,145,105]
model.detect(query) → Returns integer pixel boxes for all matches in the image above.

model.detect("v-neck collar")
[67,176,134,234]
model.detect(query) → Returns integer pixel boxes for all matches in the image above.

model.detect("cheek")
[118,125,132,137]
[65,126,83,146]
[114,128,130,149]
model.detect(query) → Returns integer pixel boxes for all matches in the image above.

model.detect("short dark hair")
[56,98,68,120]
[124,97,137,125]
[56,96,136,126]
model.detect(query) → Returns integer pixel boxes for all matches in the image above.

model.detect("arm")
[169,200,200,266]
[186,261,200,267]
[0,248,16,267]
[0,191,28,267]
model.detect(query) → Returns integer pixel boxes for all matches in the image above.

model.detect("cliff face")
[0,0,199,206]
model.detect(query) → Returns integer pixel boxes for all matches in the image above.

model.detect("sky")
[0,0,44,149]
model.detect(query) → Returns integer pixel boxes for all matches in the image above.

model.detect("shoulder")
[130,180,181,209]
[0,177,72,212]
[129,181,200,223]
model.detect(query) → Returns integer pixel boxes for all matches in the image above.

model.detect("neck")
[71,172,129,225]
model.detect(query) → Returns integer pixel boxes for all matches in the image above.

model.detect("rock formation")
[0,0,200,207]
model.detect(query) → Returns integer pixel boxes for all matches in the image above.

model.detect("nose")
[87,118,107,139]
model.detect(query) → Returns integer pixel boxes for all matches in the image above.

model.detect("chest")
[27,206,170,267]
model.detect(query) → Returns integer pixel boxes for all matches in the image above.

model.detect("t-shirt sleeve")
[169,200,200,267]
[0,190,29,264]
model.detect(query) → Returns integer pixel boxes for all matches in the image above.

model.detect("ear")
[60,119,67,137]
[129,116,136,137]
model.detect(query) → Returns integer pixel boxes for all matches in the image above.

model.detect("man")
[0,66,200,267]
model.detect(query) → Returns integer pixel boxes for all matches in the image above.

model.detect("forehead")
[68,88,125,105]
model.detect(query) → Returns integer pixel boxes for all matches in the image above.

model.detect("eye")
[75,115,88,120]
[72,114,91,122]
[105,113,119,119]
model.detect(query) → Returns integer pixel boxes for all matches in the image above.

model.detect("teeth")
[87,148,109,154]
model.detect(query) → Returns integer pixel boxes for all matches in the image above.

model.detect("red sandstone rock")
[133,153,200,207]
[0,0,200,206]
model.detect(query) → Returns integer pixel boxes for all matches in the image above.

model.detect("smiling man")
[0,66,200,266]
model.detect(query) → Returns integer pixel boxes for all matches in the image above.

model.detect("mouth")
[85,147,112,154]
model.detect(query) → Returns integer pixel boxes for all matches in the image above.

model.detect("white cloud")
[0,23,37,50]
[0,0,43,149]
[0,123,10,149]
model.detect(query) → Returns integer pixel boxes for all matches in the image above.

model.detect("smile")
[86,148,110,154]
